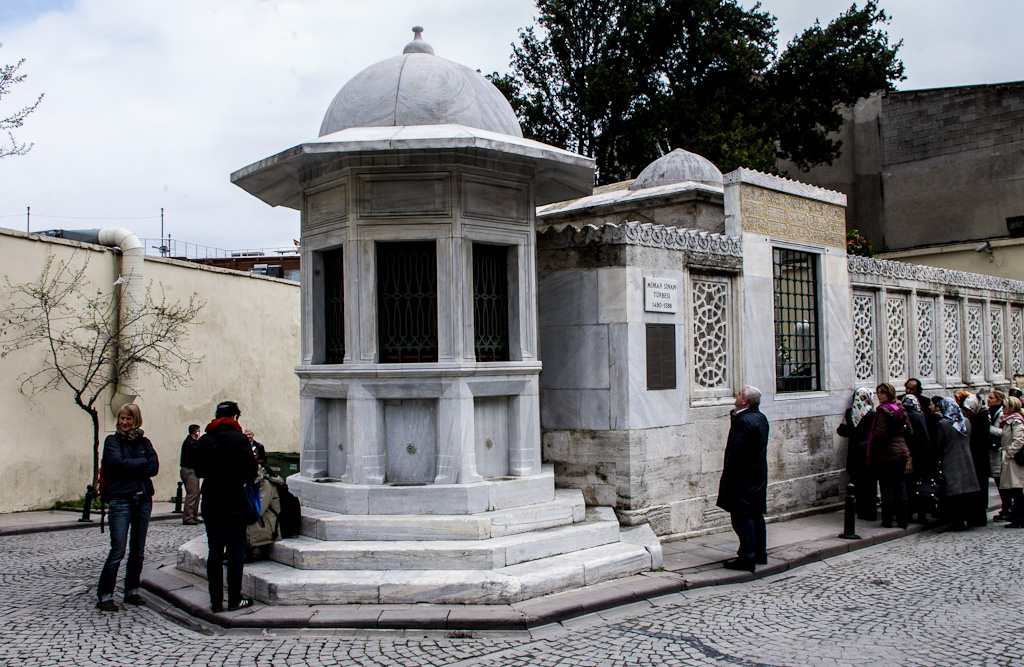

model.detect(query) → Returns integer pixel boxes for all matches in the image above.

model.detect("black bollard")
[173,481,184,513]
[839,482,861,539]
[79,485,95,523]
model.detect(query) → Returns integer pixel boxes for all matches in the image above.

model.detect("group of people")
[95,400,276,613]
[839,379,1024,532]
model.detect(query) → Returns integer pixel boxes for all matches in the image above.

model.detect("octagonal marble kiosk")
[177,29,660,605]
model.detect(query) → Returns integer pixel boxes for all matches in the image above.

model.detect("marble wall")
[849,256,1024,393]
[538,171,855,537]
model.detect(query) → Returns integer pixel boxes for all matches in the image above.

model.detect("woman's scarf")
[850,388,874,427]
[935,396,968,436]
[961,393,982,415]
[118,427,145,441]
[206,417,243,433]
[998,411,1024,428]
[900,394,921,413]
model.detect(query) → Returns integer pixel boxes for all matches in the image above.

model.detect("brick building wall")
[882,82,1024,166]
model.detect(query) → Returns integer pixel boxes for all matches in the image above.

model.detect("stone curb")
[139,519,947,632]
[0,512,184,536]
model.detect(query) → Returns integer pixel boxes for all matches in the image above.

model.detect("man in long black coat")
[196,400,257,612]
[717,385,770,572]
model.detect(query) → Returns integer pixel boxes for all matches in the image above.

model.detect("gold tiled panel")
[739,185,845,247]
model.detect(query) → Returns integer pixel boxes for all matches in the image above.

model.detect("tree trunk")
[89,406,100,488]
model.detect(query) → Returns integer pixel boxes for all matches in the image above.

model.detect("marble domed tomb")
[176,28,660,606]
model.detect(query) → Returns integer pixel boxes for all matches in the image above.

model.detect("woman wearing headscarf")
[929,396,981,531]
[901,394,934,523]
[870,383,912,528]
[998,396,1024,528]
[959,394,991,527]
[837,388,877,520]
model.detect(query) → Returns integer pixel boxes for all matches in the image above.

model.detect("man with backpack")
[195,401,257,612]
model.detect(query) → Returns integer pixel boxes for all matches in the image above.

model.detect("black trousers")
[202,502,246,609]
[875,461,908,528]
[730,510,766,563]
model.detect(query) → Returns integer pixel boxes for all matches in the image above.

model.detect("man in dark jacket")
[196,401,257,612]
[900,378,929,414]
[717,386,770,572]
[179,424,202,525]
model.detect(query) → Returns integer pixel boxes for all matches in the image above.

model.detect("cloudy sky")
[1,0,1021,252]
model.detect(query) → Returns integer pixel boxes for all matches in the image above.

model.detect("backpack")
[277,483,302,538]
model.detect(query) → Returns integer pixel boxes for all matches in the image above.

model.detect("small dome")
[629,148,723,190]
[319,28,522,138]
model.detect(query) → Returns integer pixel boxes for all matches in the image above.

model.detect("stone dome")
[319,27,523,138]
[629,148,723,190]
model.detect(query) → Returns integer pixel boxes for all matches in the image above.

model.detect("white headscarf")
[962,393,983,415]
[850,387,874,427]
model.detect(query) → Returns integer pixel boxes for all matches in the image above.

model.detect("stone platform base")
[175,502,661,605]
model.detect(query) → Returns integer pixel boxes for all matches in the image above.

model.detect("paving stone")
[2,507,1020,666]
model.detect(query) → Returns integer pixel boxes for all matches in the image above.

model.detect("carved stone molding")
[849,256,1024,296]
[537,221,742,257]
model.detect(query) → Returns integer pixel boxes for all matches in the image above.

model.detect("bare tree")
[0,57,44,158]
[0,253,204,485]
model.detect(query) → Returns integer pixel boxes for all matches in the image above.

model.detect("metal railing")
[139,237,299,260]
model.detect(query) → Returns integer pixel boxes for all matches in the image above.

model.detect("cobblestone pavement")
[2,521,1022,666]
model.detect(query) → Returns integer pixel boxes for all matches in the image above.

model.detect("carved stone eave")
[537,221,742,257]
[849,255,1024,297]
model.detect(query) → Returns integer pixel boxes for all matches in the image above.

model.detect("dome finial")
[403,26,434,55]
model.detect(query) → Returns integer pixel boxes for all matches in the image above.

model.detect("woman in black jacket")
[838,388,877,520]
[96,403,159,611]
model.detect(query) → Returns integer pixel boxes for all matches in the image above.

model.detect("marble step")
[266,516,622,570]
[177,537,653,605]
[300,488,586,541]
[289,466,556,516]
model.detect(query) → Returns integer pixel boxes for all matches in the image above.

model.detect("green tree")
[0,57,44,158]
[492,0,903,184]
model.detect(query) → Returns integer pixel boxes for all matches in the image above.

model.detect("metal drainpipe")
[96,227,145,415]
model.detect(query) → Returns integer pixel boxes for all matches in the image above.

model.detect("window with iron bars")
[472,243,510,362]
[377,241,438,363]
[323,248,345,364]
[773,248,820,392]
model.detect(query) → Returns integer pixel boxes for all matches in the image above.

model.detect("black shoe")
[124,594,146,606]
[96,600,118,612]
[881,522,893,528]
[723,558,755,572]
[755,555,768,565]
[1005,522,1024,529]
[227,598,253,611]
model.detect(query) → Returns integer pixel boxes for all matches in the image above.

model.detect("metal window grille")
[646,324,677,390]
[773,248,820,392]
[473,243,510,362]
[377,241,438,363]
[323,248,345,364]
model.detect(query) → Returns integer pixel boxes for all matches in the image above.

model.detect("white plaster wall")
[0,229,301,512]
